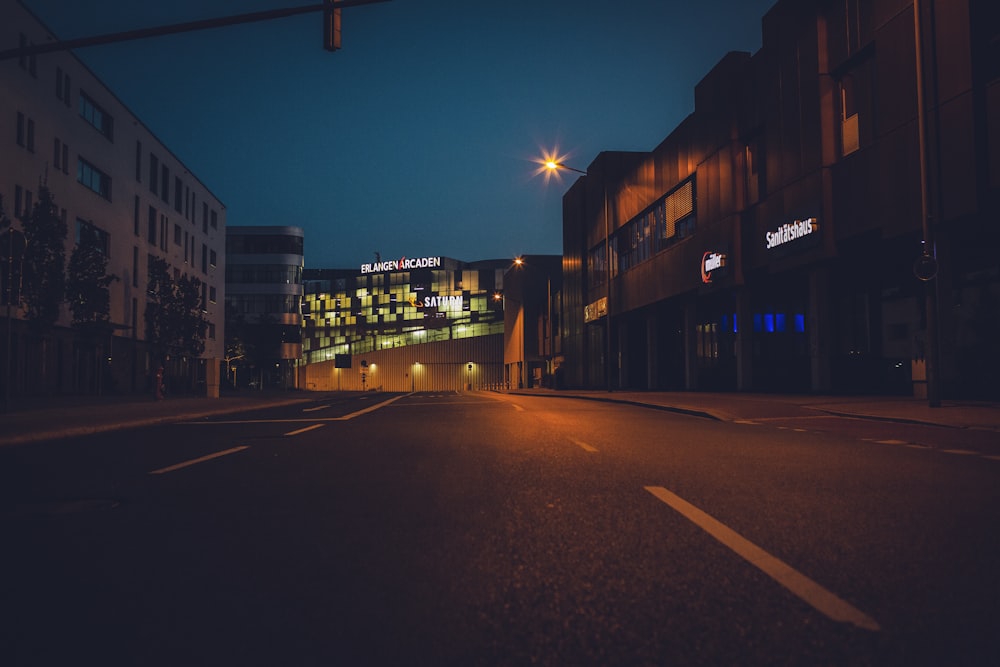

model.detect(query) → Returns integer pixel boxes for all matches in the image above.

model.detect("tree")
[66,238,118,394]
[223,337,246,388]
[66,240,117,337]
[21,185,67,335]
[144,256,208,367]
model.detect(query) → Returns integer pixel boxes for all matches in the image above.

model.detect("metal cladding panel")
[301,334,503,393]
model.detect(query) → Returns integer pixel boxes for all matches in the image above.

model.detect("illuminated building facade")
[561,0,1000,398]
[300,257,508,392]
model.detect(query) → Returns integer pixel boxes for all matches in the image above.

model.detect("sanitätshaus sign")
[765,217,819,250]
[361,256,442,274]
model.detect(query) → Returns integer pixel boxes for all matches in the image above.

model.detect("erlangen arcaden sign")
[361,256,442,274]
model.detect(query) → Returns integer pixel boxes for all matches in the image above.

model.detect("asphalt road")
[2,391,998,666]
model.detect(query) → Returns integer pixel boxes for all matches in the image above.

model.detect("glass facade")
[302,258,507,364]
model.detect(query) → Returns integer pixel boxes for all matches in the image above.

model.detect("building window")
[76,218,110,256]
[210,209,218,230]
[840,76,860,156]
[744,136,764,205]
[14,185,24,219]
[134,196,140,236]
[174,176,183,213]
[132,246,139,287]
[18,33,37,75]
[15,112,33,150]
[77,157,112,200]
[209,286,217,303]
[149,154,159,195]
[55,67,71,105]
[174,223,182,246]
[79,91,114,140]
[160,165,170,204]
[837,59,874,158]
[160,215,169,252]
[202,243,208,273]
[135,141,142,182]
[209,249,217,267]
[148,206,157,245]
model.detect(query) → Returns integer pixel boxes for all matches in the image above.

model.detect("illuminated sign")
[406,294,464,310]
[584,296,608,323]
[361,256,442,274]
[701,251,727,284]
[765,217,818,250]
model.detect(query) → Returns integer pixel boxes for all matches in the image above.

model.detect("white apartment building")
[1,0,225,397]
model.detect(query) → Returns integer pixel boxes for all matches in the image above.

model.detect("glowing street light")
[544,160,587,176]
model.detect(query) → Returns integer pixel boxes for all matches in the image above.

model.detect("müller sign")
[361,256,442,274]
[765,217,818,250]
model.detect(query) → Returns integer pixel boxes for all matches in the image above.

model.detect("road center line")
[302,404,331,412]
[149,446,250,475]
[285,423,325,436]
[570,438,599,452]
[643,485,881,632]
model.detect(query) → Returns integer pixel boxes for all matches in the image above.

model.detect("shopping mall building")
[558,0,999,398]
[298,256,511,392]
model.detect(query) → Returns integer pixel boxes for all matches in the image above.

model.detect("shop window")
[697,322,719,361]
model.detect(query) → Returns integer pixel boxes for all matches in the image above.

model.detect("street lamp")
[543,157,613,392]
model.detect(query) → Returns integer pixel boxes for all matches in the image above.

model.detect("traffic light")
[323,1,341,52]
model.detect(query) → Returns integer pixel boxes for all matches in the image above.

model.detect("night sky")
[23,0,775,269]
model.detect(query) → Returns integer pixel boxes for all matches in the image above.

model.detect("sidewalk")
[510,389,1000,432]
[2,388,998,448]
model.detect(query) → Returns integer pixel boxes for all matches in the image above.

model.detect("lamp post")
[544,159,612,392]
[912,0,942,407]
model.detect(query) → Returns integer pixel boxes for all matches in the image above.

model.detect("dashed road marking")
[644,485,881,632]
[285,423,325,436]
[570,438,598,452]
[150,446,250,475]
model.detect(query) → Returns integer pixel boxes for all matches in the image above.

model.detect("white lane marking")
[570,438,598,452]
[302,404,331,412]
[876,440,908,445]
[285,423,325,436]
[513,404,525,412]
[185,395,406,425]
[941,449,978,456]
[644,485,881,632]
[734,420,760,425]
[149,446,250,475]
[983,455,1000,462]
[335,395,405,420]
